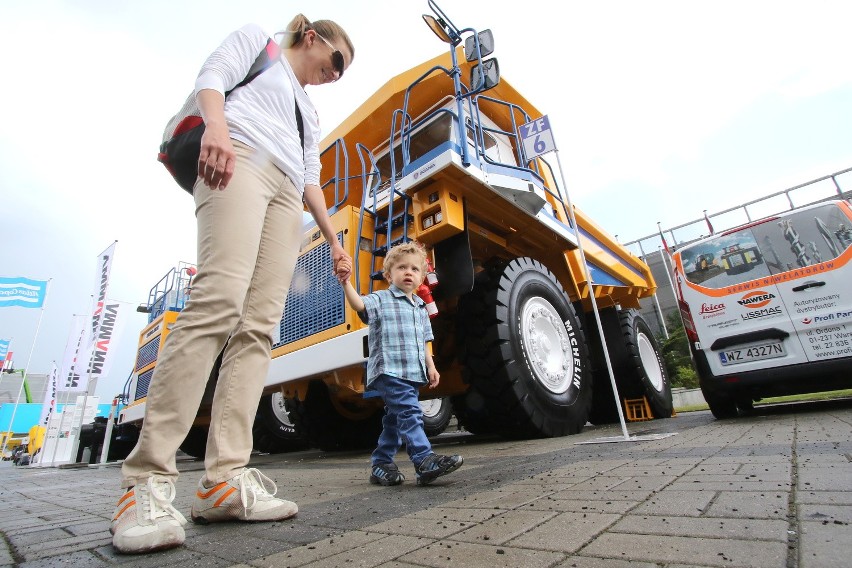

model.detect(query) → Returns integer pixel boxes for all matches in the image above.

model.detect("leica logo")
[700,302,725,315]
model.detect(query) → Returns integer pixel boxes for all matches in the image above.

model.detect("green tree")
[658,311,699,389]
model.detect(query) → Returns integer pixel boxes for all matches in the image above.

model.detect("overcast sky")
[1,0,850,400]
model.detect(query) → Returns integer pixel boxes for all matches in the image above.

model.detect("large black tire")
[615,309,673,418]
[289,381,383,452]
[178,426,208,459]
[450,392,497,436]
[252,393,310,453]
[458,257,593,438]
[587,368,620,425]
[590,308,673,421]
[420,397,453,437]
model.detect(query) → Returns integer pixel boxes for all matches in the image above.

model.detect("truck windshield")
[374,113,455,188]
[679,203,852,289]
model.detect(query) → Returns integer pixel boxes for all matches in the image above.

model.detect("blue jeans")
[370,374,432,466]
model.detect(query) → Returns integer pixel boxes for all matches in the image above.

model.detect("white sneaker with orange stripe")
[111,476,187,554]
[190,468,298,524]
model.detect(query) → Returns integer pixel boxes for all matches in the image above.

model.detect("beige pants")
[121,141,303,488]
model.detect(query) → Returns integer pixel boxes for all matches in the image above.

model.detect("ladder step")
[376,213,414,232]
[372,236,408,257]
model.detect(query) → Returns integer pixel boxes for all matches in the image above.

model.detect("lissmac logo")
[737,290,775,309]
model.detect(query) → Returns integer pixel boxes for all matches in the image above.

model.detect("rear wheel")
[420,397,453,437]
[290,381,383,451]
[620,310,673,418]
[591,308,673,420]
[252,393,309,453]
[458,258,592,438]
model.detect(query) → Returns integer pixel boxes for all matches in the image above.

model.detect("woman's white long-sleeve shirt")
[194,23,320,194]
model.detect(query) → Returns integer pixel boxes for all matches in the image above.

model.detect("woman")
[111,15,354,555]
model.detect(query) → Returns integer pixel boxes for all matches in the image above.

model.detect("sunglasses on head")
[315,32,345,79]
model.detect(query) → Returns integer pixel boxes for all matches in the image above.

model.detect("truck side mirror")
[464,29,494,61]
[422,14,453,43]
[470,58,500,92]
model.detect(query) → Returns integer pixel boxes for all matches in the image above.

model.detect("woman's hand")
[335,255,352,283]
[195,89,233,190]
[198,121,235,190]
[332,243,352,282]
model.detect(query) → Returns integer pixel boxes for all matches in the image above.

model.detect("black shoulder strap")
[295,101,304,152]
[226,37,305,152]
[225,38,278,97]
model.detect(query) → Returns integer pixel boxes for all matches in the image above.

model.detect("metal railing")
[623,166,852,258]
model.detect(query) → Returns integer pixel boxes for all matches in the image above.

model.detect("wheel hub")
[420,398,443,417]
[270,392,296,428]
[521,297,573,394]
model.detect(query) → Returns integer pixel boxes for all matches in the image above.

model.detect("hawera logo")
[738,290,775,309]
[700,302,725,315]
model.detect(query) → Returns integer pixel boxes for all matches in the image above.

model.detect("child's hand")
[335,256,352,283]
[427,367,440,388]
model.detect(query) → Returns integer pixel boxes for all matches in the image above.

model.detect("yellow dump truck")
[119,1,672,456]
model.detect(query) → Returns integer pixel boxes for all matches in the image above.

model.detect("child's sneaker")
[415,454,463,486]
[190,467,298,524]
[370,462,405,486]
[111,476,187,554]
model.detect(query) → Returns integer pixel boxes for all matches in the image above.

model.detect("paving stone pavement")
[0,398,850,567]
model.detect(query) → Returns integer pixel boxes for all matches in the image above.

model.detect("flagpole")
[30,361,57,466]
[0,337,13,454]
[0,336,11,408]
[48,391,70,467]
[48,314,87,466]
[1,279,51,456]
[70,240,118,463]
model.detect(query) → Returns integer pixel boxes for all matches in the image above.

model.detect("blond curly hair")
[382,241,427,280]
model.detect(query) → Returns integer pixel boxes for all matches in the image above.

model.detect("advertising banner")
[0,276,48,308]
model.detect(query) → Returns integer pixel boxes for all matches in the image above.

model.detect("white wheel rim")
[420,398,443,418]
[270,392,295,427]
[637,333,664,392]
[520,297,573,394]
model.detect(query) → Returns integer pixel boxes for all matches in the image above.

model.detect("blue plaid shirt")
[359,285,434,386]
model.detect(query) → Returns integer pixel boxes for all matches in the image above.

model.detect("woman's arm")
[304,183,351,279]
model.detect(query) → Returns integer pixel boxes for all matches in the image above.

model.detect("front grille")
[135,368,154,400]
[135,336,160,371]
[275,233,346,347]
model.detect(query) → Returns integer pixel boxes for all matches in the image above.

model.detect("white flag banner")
[60,315,89,392]
[83,299,131,384]
[74,241,118,395]
[87,242,117,351]
[38,363,59,427]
